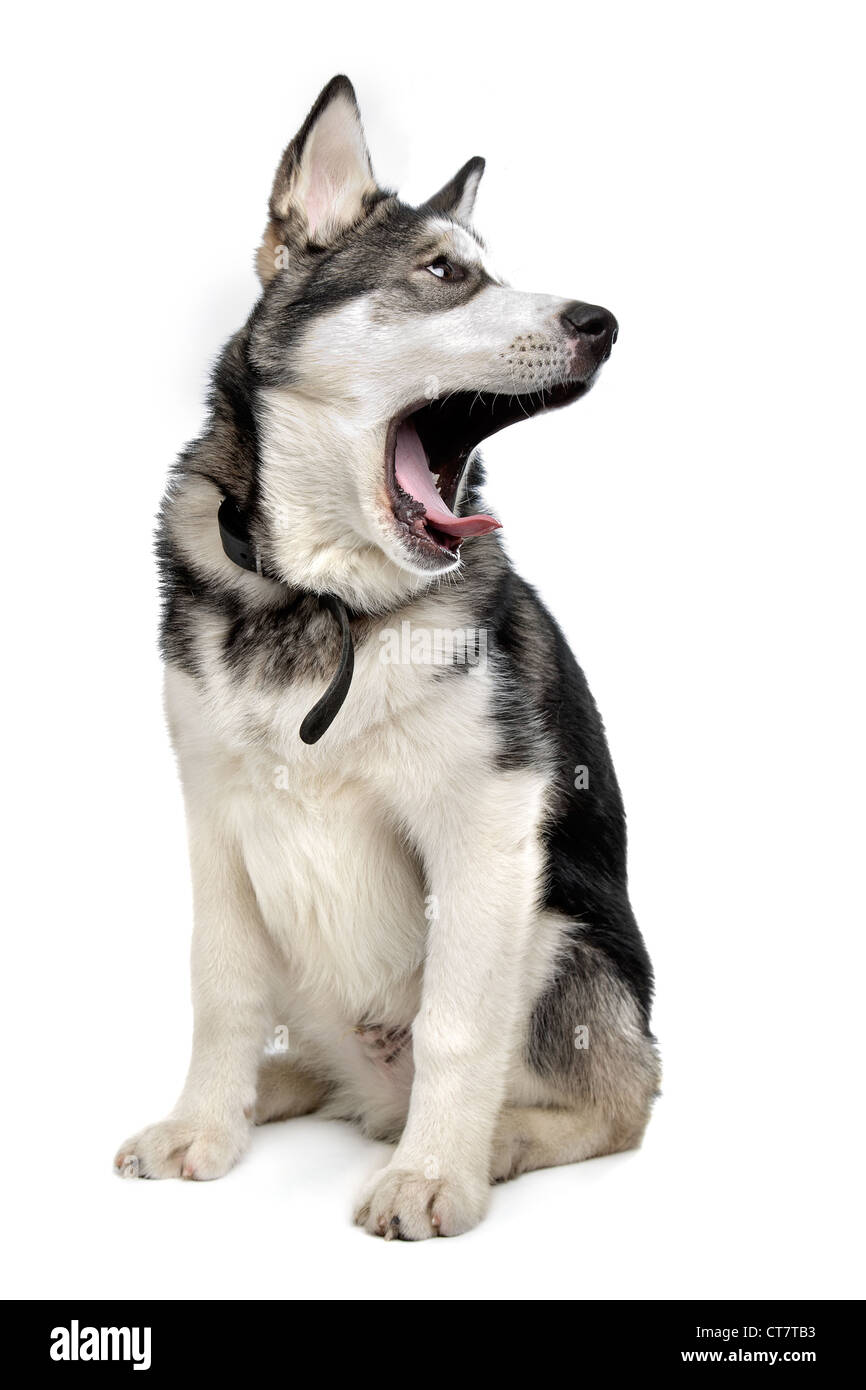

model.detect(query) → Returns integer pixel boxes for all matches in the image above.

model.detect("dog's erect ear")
[257,75,380,284]
[422,156,485,225]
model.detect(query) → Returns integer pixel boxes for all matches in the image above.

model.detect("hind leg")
[491,1101,648,1182]
[492,922,660,1184]
[253,1053,329,1124]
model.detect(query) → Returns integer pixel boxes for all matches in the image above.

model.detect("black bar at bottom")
[1,1299,859,1374]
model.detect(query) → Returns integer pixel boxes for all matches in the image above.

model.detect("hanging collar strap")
[217,497,355,744]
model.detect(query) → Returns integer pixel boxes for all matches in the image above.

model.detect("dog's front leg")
[115,817,276,1180]
[355,770,545,1239]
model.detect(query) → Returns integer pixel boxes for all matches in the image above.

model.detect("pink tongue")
[394,421,501,538]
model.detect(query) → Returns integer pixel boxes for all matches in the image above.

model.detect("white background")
[2,1,864,1301]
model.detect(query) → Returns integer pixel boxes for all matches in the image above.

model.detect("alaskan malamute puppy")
[115,76,659,1239]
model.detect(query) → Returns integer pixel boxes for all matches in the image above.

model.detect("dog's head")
[249,76,617,607]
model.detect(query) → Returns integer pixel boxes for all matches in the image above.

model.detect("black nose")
[562,301,619,360]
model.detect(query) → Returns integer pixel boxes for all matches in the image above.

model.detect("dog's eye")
[425,256,464,282]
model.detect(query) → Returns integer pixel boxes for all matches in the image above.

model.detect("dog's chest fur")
[167,588,510,1039]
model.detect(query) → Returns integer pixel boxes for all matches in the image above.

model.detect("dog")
[115,75,660,1239]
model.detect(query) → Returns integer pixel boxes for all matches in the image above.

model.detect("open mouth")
[385,380,590,565]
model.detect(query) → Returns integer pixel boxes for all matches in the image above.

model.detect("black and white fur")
[115,76,660,1239]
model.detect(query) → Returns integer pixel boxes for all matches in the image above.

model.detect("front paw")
[354,1165,489,1240]
[114,1115,249,1181]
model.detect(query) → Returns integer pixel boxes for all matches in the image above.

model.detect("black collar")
[218,497,355,744]
[218,496,268,577]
